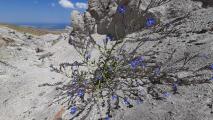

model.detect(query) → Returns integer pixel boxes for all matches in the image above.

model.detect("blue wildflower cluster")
[112,95,118,100]
[129,56,145,69]
[51,0,212,119]
[163,92,170,97]
[123,98,130,106]
[117,5,126,14]
[106,34,113,41]
[172,83,178,93]
[77,89,85,97]
[210,64,213,70]
[70,106,78,114]
[146,18,156,27]
[105,114,111,120]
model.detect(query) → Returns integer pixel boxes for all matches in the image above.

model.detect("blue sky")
[0,0,88,24]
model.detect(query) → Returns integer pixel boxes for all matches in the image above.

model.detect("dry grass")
[0,38,6,47]
[0,23,65,36]
[0,35,15,47]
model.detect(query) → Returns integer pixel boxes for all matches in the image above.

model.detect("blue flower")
[138,56,144,62]
[70,106,77,114]
[117,5,126,14]
[130,60,138,69]
[112,95,118,100]
[106,34,113,41]
[105,114,110,120]
[123,98,130,105]
[77,89,84,97]
[172,83,177,92]
[146,18,156,27]
[210,77,213,81]
[163,92,170,97]
[210,64,213,70]
[129,56,145,69]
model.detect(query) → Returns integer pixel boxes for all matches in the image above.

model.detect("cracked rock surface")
[0,0,213,120]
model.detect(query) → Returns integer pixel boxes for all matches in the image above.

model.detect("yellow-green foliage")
[0,23,64,36]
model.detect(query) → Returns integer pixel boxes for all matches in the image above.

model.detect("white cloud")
[58,0,88,10]
[59,0,74,9]
[75,2,88,9]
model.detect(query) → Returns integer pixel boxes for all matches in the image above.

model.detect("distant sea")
[14,23,70,30]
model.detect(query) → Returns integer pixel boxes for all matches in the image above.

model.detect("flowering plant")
[48,0,213,119]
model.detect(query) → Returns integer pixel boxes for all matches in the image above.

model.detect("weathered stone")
[84,11,96,34]
[71,10,85,32]
[87,0,159,39]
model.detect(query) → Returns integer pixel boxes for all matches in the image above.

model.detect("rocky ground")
[1,0,213,120]
[0,26,75,120]
[0,25,107,120]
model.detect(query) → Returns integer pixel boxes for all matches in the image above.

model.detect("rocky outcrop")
[84,11,96,34]
[87,0,159,39]
[71,0,211,39]
[71,10,85,32]
[70,0,161,39]
[192,0,213,8]
[71,10,96,34]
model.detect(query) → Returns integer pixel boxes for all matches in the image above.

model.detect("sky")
[0,0,88,24]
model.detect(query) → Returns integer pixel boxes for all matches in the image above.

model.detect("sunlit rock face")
[87,0,159,39]
[192,0,213,8]
[84,11,96,34]
[85,0,212,39]
[71,10,85,32]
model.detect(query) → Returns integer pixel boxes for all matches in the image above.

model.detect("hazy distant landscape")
[14,23,70,30]
[0,23,66,36]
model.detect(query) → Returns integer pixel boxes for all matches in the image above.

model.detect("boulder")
[71,10,85,32]
[84,11,96,34]
[87,0,159,39]
[192,0,213,8]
